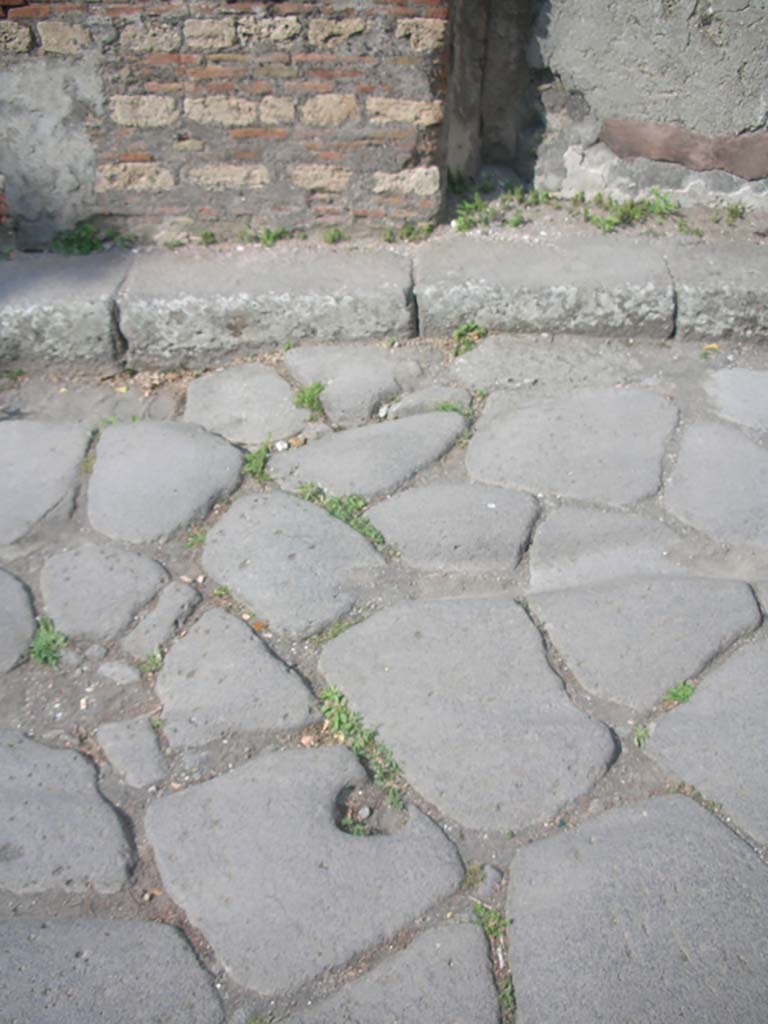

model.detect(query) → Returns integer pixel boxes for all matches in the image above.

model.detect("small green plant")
[149,715,164,733]
[199,229,217,246]
[319,686,404,807]
[509,211,525,228]
[294,381,325,419]
[382,227,397,243]
[185,529,206,548]
[165,239,186,250]
[447,168,471,195]
[2,368,25,382]
[309,614,363,646]
[139,650,163,675]
[473,902,507,940]
[28,617,67,667]
[80,452,96,474]
[460,862,484,890]
[51,221,103,255]
[212,585,230,598]
[452,320,487,356]
[726,202,746,225]
[632,724,649,749]
[242,437,271,482]
[499,977,516,1018]
[454,191,492,232]
[299,484,385,548]
[339,814,366,836]
[434,400,471,417]
[663,681,695,705]
[323,227,343,244]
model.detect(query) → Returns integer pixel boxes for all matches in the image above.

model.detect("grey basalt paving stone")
[528,506,686,591]
[508,796,768,1024]
[0,730,130,894]
[156,608,317,748]
[97,715,166,789]
[87,421,242,543]
[0,251,129,363]
[120,580,200,660]
[119,247,415,368]
[705,368,768,433]
[648,628,768,843]
[145,746,463,995]
[664,421,768,546]
[467,387,678,505]
[286,924,498,1024]
[319,596,613,832]
[368,482,538,573]
[0,568,35,672]
[388,385,472,419]
[668,241,768,343]
[203,493,381,638]
[0,918,223,1024]
[271,412,465,499]
[183,362,309,443]
[41,542,167,642]
[414,235,674,338]
[284,342,423,425]
[529,577,760,710]
[0,420,90,544]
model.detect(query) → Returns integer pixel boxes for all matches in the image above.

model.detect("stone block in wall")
[0,21,32,53]
[110,95,179,129]
[119,22,181,53]
[373,167,440,197]
[184,96,259,127]
[260,96,296,125]
[95,164,174,193]
[38,21,89,55]
[302,94,358,127]
[183,19,236,52]
[289,165,350,192]
[188,164,269,190]
[395,18,446,53]
[238,17,302,47]
[367,98,443,128]
[307,18,366,47]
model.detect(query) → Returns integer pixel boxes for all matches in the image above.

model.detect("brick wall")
[0,0,450,243]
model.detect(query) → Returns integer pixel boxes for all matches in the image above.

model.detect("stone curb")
[2,237,767,366]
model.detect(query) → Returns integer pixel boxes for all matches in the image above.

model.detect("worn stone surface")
[98,660,141,687]
[146,747,463,995]
[705,368,768,433]
[5,377,175,427]
[283,342,422,425]
[97,715,166,788]
[272,413,465,499]
[41,543,167,642]
[508,796,768,1024]
[388,385,472,419]
[203,493,381,638]
[183,363,309,443]
[0,730,130,894]
[119,247,415,367]
[287,925,498,1024]
[0,420,89,544]
[0,569,35,673]
[319,596,613,831]
[88,422,242,543]
[648,629,768,844]
[414,236,674,339]
[156,608,317,747]
[664,422,768,547]
[528,507,686,591]
[0,253,128,362]
[529,578,760,710]
[0,918,223,1024]
[369,482,538,572]
[668,243,768,343]
[120,581,200,660]
[468,388,677,506]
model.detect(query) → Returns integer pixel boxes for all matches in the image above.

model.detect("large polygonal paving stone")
[145,746,462,995]
[41,543,167,642]
[284,342,423,425]
[368,483,538,572]
[319,596,613,832]
[0,730,130,894]
[0,569,35,672]
[705,368,768,433]
[648,629,768,843]
[529,577,759,710]
[202,492,382,638]
[528,507,687,591]
[88,421,242,543]
[507,796,768,1024]
[0,420,89,544]
[156,608,317,747]
[0,918,223,1024]
[183,362,309,443]
[664,422,768,546]
[286,925,498,1024]
[467,387,677,505]
[271,413,465,499]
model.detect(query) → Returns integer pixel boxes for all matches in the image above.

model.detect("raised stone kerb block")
[118,247,416,368]
[0,252,131,363]
[414,236,675,338]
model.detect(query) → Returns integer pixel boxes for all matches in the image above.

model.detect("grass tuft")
[298,483,385,547]
[28,617,68,667]
[242,437,271,482]
[294,381,325,419]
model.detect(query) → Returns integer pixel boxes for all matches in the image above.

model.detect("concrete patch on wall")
[0,55,103,247]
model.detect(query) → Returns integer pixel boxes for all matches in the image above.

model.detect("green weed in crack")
[242,437,271,482]
[28,618,67,667]
[298,483,385,548]
[294,381,325,419]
